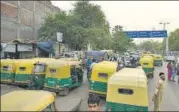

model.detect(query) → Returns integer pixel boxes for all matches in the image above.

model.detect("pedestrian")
[167,61,172,81]
[152,72,165,111]
[88,94,100,111]
[90,59,97,71]
[172,61,177,82]
[87,58,92,80]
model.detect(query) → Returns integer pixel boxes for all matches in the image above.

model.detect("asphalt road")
[1,62,179,111]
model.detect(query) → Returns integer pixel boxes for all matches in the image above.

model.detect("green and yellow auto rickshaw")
[44,60,83,96]
[106,67,148,111]
[140,56,154,78]
[28,58,55,89]
[89,61,118,96]
[154,55,163,66]
[0,59,17,84]
[14,59,37,86]
[1,90,57,111]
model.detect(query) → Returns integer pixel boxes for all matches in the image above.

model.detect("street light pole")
[159,22,170,54]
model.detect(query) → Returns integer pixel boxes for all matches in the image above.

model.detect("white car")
[164,55,176,61]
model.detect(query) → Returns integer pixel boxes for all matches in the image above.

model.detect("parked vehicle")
[140,56,154,78]
[43,60,83,96]
[1,90,57,111]
[14,59,37,86]
[164,55,176,62]
[153,55,163,66]
[124,56,131,67]
[28,58,55,89]
[0,59,17,84]
[105,68,148,111]
[85,50,108,62]
[89,61,118,96]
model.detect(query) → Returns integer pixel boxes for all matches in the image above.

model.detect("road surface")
[1,62,179,111]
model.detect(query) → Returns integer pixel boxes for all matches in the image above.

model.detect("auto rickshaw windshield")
[34,64,46,73]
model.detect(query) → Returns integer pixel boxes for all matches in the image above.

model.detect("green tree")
[39,1,112,50]
[111,25,134,53]
[72,1,112,50]
[138,40,163,53]
[39,11,70,42]
[168,29,179,51]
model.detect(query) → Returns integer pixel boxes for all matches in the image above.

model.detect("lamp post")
[159,22,170,55]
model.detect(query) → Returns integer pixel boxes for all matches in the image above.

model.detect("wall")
[1,1,61,43]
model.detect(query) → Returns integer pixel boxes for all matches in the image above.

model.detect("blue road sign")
[124,30,167,38]
[124,31,137,38]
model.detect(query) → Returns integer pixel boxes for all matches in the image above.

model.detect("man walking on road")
[152,72,165,111]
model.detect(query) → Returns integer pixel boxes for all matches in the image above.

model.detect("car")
[164,55,176,62]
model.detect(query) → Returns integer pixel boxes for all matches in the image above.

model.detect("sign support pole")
[159,22,169,55]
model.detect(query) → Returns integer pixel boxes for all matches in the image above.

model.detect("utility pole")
[159,22,169,55]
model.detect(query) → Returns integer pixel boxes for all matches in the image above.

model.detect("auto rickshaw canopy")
[1,59,15,69]
[46,60,71,78]
[107,67,148,106]
[15,59,38,74]
[58,58,79,61]
[154,54,163,60]
[140,56,154,67]
[1,90,56,111]
[91,61,118,83]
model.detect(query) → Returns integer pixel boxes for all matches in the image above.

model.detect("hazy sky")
[51,1,179,44]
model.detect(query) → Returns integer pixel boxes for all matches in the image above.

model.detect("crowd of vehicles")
[1,50,174,111]
[0,58,83,96]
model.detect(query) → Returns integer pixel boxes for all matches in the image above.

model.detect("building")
[1,1,61,58]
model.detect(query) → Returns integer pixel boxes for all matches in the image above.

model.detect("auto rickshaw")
[105,68,148,111]
[58,58,79,61]
[0,59,17,84]
[28,58,55,90]
[14,59,37,86]
[89,61,118,96]
[1,90,57,111]
[44,60,83,96]
[140,56,154,78]
[153,55,163,66]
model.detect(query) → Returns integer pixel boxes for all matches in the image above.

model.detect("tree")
[138,40,163,53]
[111,25,134,53]
[39,11,70,42]
[72,1,112,50]
[38,1,115,51]
[168,29,179,51]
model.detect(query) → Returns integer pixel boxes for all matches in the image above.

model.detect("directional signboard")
[124,30,167,38]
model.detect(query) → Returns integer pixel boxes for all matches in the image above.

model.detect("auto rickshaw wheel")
[63,87,70,96]
[58,87,70,96]
[150,73,154,78]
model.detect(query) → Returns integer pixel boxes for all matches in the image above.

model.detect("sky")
[51,1,179,44]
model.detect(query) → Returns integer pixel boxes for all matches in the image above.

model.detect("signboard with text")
[57,32,63,42]
[4,44,16,52]
[124,30,168,38]
[17,44,33,52]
